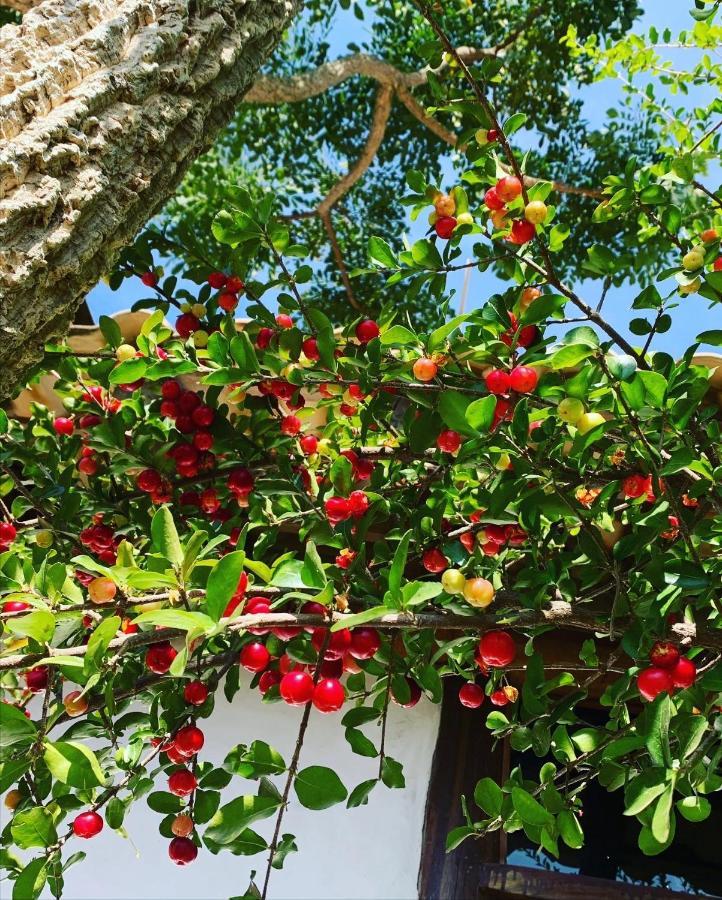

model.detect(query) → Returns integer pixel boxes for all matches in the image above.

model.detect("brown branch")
[319,209,363,311]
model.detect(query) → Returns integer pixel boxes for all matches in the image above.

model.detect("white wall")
[47,688,440,900]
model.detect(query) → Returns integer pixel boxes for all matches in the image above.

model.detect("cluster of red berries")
[324,491,370,525]
[210,271,245,313]
[458,631,518,709]
[79,520,119,565]
[637,641,697,701]
[163,724,205,768]
[485,365,539,396]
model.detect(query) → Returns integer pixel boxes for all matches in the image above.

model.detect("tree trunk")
[0,0,297,402]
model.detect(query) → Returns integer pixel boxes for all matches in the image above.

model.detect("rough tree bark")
[0,0,297,402]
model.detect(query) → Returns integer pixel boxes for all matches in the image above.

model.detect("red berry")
[240,642,270,673]
[176,313,201,338]
[226,275,244,294]
[434,216,457,239]
[256,327,274,350]
[191,405,214,428]
[281,415,302,436]
[348,490,369,519]
[137,468,162,493]
[259,670,282,695]
[490,689,510,707]
[649,641,679,670]
[193,430,213,451]
[325,496,351,525]
[509,220,536,245]
[0,522,18,547]
[312,678,345,713]
[145,642,178,674]
[207,271,227,289]
[73,811,104,839]
[484,187,505,211]
[183,681,208,706]
[459,683,485,709]
[437,429,461,453]
[53,416,74,436]
[391,677,422,708]
[312,627,352,661]
[349,627,381,660]
[422,548,448,574]
[299,435,318,455]
[2,599,29,613]
[169,836,198,865]
[227,467,254,497]
[302,337,320,361]
[715,257,722,272]
[218,292,238,312]
[622,474,653,500]
[477,631,516,668]
[300,601,326,633]
[168,768,197,797]
[637,666,674,701]
[280,670,314,706]
[485,369,511,395]
[356,319,380,343]
[487,129,499,142]
[275,313,294,329]
[509,365,538,394]
[24,666,49,692]
[174,725,204,757]
[140,271,158,288]
[670,656,696,689]
[496,176,522,203]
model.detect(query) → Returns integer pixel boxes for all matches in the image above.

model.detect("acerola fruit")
[623,474,653,500]
[300,435,318,455]
[174,725,204,757]
[434,193,456,216]
[88,577,117,605]
[176,313,201,338]
[218,292,238,312]
[701,228,718,242]
[637,666,674,701]
[391,677,422,708]
[63,690,89,718]
[557,398,585,424]
[519,286,541,311]
[413,357,438,382]
[137,468,162,493]
[168,769,197,797]
[325,496,351,525]
[441,568,466,595]
[509,219,536,245]
[477,631,516,667]
[0,522,18,547]
[524,200,547,224]
[490,689,510,707]
[347,490,369,518]
[649,641,679,670]
[259,670,282,695]
[275,313,294,329]
[145,642,178,674]
[280,415,302,436]
[422,548,448,574]
[73,811,104,839]
[485,368,511,395]
[141,271,158,287]
[240,642,270,673]
[183,681,208,706]
[463,578,495,608]
[312,678,345,713]
[349,627,381,660]
[484,187,505,211]
[256,327,274,349]
[576,412,606,435]
[459,683,484,709]
[312,627,352,660]
[2,599,29,613]
[670,656,696,689]
[356,319,380,343]
[4,790,22,810]
[24,666,49,692]
[496,176,522,203]
[280,670,314,706]
[171,814,194,838]
[682,247,705,270]
[53,416,74,436]
[302,337,320,361]
[169,836,198,865]
[509,365,538,394]
[207,271,227,289]
[437,429,461,453]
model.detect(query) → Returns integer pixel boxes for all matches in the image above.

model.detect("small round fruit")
[701,228,718,242]
[679,277,701,295]
[174,725,204,757]
[463,577,495,608]
[576,412,606,435]
[73,810,104,839]
[300,434,318,455]
[88,577,117,605]
[509,219,536,245]
[557,398,585,424]
[477,631,516,667]
[436,429,461,453]
[484,187,505,211]
[240,642,270,673]
[670,656,696,689]
[456,211,474,226]
[4,789,22,810]
[116,344,136,363]
[524,200,547,225]
[390,677,422,708]
[35,529,54,548]
[183,681,208,706]
[145,642,178,674]
[64,690,89,718]
[519,286,541,311]
[356,319,380,344]
[312,677,345,713]
[485,368,511,395]
[24,666,49,692]
[637,666,673,701]
[490,689,510,707]
[441,568,466,596]
[459,683,484,709]
[171,814,194,838]
[413,358,438,382]
[169,836,198,865]
[349,627,381,661]
[422,548,448,574]
[53,416,74,437]
[280,670,314,706]
[435,216,457,239]
[496,176,522,203]
[434,193,456,216]
[682,247,705,270]
[649,641,679,670]
[168,768,197,797]
[509,365,538,394]
[193,330,209,348]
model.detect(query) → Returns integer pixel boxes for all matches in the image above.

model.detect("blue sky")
[88,0,721,358]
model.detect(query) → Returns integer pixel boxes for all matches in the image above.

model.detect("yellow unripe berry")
[115,344,136,363]
[191,304,206,318]
[456,212,474,226]
[441,569,466,595]
[193,330,209,348]
[171,814,194,837]
[35,530,54,548]
[475,128,489,145]
[524,200,548,225]
[557,398,585,424]
[428,211,438,226]
[180,302,193,313]
[463,577,495,608]
[679,277,701,295]
[576,412,606,435]
[682,248,705,270]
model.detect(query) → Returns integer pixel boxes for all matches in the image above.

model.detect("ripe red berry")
[486,129,499,142]
[356,319,380,343]
[169,836,198,865]
[437,429,461,453]
[325,496,351,525]
[218,292,238,312]
[0,522,18,547]
[637,666,674,701]
[300,435,318,455]
[53,416,74,436]
[484,187,505,211]
[435,216,457,239]
[168,768,197,797]
[281,415,302,436]
[485,368,511,395]
[280,670,314,706]
[422,548,448,573]
[239,642,270,673]
[509,365,538,394]
[174,725,204,757]
[670,656,697,689]
[207,271,227,289]
[349,627,381,660]
[391,677,422,708]
[347,490,369,518]
[312,627,352,661]
[183,681,208,706]
[715,256,722,272]
[2,599,29,613]
[496,176,522,203]
[301,337,320,361]
[78,455,98,476]
[24,666,49,692]
[73,811,104,839]
[176,313,201,338]
[459,683,485,709]
[312,678,345,713]
[509,219,536,245]
[275,313,293,329]
[258,669,282,695]
[477,631,516,668]
[649,641,679,670]
[490,689,510,707]
[141,271,158,287]
[227,467,254,497]
[256,327,274,350]
[226,275,244,294]
[145,642,178,674]
[137,468,162,493]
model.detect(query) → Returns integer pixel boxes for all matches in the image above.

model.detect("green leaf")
[511,787,554,828]
[696,329,722,346]
[558,810,584,849]
[108,358,147,385]
[676,796,711,823]
[547,344,595,370]
[642,693,671,767]
[346,779,377,808]
[388,530,412,600]
[271,833,297,869]
[5,611,55,645]
[11,808,57,849]
[651,784,674,844]
[294,766,348,810]
[438,390,474,436]
[446,825,476,850]
[474,777,503,817]
[330,606,390,632]
[229,333,260,375]
[12,857,47,900]
[151,506,183,568]
[43,741,105,789]
[204,795,281,845]
[380,325,417,346]
[224,741,286,779]
[0,703,37,750]
[465,394,496,432]
[228,828,267,856]
[368,236,398,268]
[133,609,214,632]
[410,238,443,269]
[380,756,405,789]
[301,542,326,589]
[84,615,121,676]
[205,550,246,621]
[624,770,668,816]
[344,728,378,758]
[147,792,182,814]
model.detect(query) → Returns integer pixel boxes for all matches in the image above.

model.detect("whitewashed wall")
[45,688,440,900]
